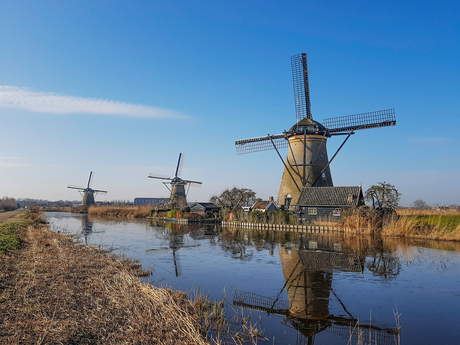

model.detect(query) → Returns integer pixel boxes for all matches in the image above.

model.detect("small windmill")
[235,53,396,208]
[67,171,107,206]
[148,153,202,207]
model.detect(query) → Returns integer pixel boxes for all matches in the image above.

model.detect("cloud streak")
[0,156,32,168]
[0,86,186,118]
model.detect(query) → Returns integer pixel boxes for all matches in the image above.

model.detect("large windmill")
[148,153,202,207]
[67,171,107,206]
[235,53,396,208]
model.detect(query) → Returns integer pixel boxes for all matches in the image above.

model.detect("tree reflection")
[366,252,401,279]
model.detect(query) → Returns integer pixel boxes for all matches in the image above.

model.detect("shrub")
[1,196,17,211]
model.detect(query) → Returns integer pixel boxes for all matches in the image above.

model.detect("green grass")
[0,221,29,254]
[405,215,460,233]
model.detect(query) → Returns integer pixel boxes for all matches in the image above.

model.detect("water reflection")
[230,232,400,344]
[45,213,456,344]
[81,216,93,244]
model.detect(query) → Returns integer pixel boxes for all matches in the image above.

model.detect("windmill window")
[308,207,317,215]
[322,172,326,179]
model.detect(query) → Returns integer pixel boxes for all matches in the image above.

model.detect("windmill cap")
[289,118,329,135]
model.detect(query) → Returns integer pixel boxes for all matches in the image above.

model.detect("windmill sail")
[235,133,288,155]
[175,153,184,178]
[291,53,312,122]
[148,173,173,180]
[67,171,107,205]
[323,109,396,134]
[148,153,202,206]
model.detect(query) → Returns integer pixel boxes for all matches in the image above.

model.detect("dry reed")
[88,205,152,218]
[396,207,460,216]
[0,224,209,344]
[382,214,460,241]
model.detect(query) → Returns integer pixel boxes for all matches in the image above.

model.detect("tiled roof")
[297,186,363,206]
[252,201,270,209]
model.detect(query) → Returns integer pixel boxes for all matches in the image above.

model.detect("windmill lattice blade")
[148,174,172,180]
[235,134,288,155]
[92,189,108,194]
[182,180,202,185]
[87,171,94,188]
[291,53,312,121]
[176,153,184,178]
[67,185,86,190]
[323,109,396,134]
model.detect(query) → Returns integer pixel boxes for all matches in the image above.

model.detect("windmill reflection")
[81,216,93,244]
[234,234,399,344]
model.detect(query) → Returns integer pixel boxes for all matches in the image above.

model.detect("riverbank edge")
[151,218,460,242]
[0,221,210,344]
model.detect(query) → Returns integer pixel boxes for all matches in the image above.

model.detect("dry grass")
[338,207,460,241]
[88,205,152,218]
[338,212,382,235]
[382,214,460,241]
[396,207,460,216]
[0,224,209,344]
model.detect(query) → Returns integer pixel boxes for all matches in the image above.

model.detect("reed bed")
[0,224,209,344]
[382,214,460,241]
[88,205,152,218]
[396,207,460,216]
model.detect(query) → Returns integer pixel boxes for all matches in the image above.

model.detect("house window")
[348,194,354,202]
[308,207,317,215]
[333,209,341,217]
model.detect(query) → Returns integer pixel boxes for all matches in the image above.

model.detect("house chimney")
[269,196,274,202]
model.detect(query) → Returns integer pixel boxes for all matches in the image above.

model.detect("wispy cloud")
[0,156,32,167]
[0,86,186,118]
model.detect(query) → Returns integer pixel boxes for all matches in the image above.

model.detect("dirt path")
[0,210,23,223]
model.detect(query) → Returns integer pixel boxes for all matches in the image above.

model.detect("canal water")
[46,212,460,345]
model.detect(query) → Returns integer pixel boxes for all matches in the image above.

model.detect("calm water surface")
[46,212,460,345]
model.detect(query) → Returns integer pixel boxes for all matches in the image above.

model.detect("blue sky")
[1,0,459,206]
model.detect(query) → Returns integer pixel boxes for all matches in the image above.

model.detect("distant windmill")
[235,53,396,208]
[67,171,107,206]
[148,153,202,207]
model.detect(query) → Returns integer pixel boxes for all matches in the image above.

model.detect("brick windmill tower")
[235,53,396,209]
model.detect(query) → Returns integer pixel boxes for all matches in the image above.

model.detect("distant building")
[134,198,169,206]
[296,186,364,222]
[189,202,220,217]
[252,197,279,213]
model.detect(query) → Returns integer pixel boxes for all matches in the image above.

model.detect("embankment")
[0,222,209,344]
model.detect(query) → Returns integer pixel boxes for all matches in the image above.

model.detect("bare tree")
[365,182,401,209]
[413,199,427,209]
[1,196,17,211]
[210,187,257,208]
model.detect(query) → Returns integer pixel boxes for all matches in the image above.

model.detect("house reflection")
[280,237,364,322]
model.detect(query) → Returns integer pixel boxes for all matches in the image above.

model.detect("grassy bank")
[382,215,460,241]
[338,208,460,241]
[0,222,210,344]
[1,219,266,344]
[0,221,28,254]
